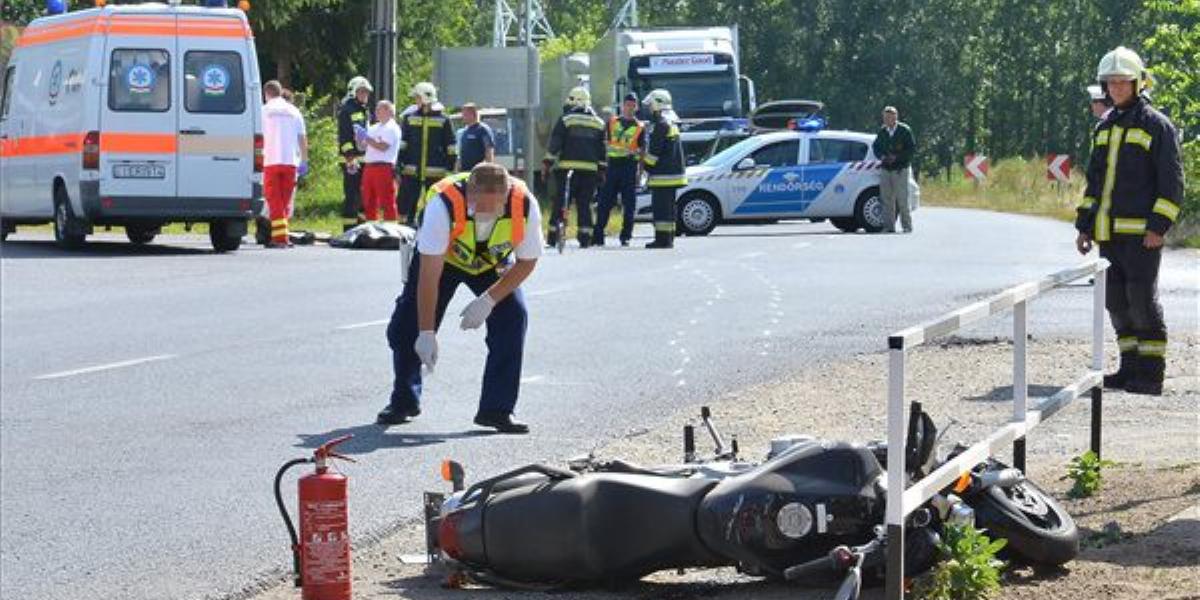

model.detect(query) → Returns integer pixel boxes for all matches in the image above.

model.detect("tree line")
[3,0,1196,179]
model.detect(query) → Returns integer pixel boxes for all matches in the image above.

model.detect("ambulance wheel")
[209,221,243,252]
[831,217,858,233]
[126,225,159,245]
[676,191,720,236]
[854,187,885,233]
[53,187,86,250]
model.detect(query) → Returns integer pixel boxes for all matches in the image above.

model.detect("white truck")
[589,27,756,165]
[0,2,264,251]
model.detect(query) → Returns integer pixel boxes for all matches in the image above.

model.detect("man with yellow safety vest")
[592,93,646,247]
[379,163,543,434]
[336,76,374,231]
[642,89,687,249]
[542,86,606,248]
[398,82,457,225]
[1075,46,1183,396]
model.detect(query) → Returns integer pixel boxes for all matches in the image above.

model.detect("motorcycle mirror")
[441,460,465,492]
[832,566,861,600]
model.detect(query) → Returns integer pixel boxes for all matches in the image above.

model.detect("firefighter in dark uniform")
[642,89,687,249]
[398,82,456,225]
[542,86,606,248]
[592,93,646,247]
[337,76,374,232]
[1075,46,1183,396]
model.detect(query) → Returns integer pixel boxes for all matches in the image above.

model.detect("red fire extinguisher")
[274,435,355,600]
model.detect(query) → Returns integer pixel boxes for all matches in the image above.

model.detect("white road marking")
[527,286,572,297]
[520,375,545,384]
[35,354,177,380]
[738,251,766,259]
[335,319,390,331]
[793,242,812,249]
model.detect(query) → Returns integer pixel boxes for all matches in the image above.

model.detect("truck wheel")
[830,217,858,233]
[676,191,720,236]
[126,225,159,245]
[209,220,243,252]
[53,187,86,250]
[853,187,886,233]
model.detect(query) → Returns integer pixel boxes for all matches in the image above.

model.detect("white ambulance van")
[0,3,264,251]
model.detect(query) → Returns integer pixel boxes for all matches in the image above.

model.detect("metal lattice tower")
[610,0,638,30]
[492,0,554,47]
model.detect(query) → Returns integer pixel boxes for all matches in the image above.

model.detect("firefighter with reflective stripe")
[380,163,544,434]
[337,76,374,231]
[593,93,646,247]
[642,89,687,249]
[1075,46,1183,396]
[542,86,606,248]
[398,82,457,225]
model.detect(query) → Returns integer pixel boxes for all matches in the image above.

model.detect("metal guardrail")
[883,259,1109,600]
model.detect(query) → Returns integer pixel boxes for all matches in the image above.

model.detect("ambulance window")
[809,139,868,164]
[184,52,245,114]
[109,49,171,112]
[0,66,14,119]
[749,140,800,168]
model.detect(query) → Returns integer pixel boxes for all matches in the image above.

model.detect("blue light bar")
[46,0,67,15]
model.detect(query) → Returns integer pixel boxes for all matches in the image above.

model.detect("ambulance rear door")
[174,13,255,201]
[99,14,180,200]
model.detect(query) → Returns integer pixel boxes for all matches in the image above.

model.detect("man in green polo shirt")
[871,106,916,233]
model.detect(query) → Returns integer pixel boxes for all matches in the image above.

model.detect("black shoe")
[1124,379,1163,396]
[377,405,421,425]
[473,412,529,434]
[620,239,630,247]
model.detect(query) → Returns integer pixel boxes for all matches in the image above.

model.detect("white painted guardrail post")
[884,344,906,600]
[882,260,1108,600]
[1013,300,1028,472]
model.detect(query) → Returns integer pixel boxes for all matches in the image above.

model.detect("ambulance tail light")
[82,131,101,170]
[253,134,263,172]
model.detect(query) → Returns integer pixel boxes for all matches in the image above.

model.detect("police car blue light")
[636,127,920,236]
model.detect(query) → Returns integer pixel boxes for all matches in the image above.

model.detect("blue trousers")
[386,257,528,416]
[593,159,639,242]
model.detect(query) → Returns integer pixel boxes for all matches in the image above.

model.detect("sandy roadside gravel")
[251,335,1198,600]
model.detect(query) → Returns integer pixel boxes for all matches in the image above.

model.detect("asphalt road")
[1,208,1196,600]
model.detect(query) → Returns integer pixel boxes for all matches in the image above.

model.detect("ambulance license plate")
[113,163,166,179]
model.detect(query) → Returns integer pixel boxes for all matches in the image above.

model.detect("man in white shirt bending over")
[379,163,543,434]
[360,100,403,222]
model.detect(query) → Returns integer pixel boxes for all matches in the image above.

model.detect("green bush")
[1062,450,1116,499]
[915,523,1007,600]
[1169,138,1200,248]
[292,94,345,229]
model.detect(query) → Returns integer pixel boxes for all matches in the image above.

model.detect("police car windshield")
[633,72,740,118]
[703,135,756,167]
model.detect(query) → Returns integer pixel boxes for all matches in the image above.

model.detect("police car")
[637,114,919,236]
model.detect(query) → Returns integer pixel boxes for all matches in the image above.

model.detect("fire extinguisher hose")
[274,457,312,587]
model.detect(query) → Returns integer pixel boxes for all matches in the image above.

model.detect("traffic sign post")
[964,153,989,181]
[1047,154,1071,183]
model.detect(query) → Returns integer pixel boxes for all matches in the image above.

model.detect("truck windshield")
[632,71,740,119]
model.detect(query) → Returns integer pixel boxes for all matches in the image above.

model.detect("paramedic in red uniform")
[261,80,308,247]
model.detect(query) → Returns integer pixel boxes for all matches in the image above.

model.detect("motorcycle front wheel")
[971,478,1079,566]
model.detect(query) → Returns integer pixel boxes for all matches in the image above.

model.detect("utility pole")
[367,0,396,102]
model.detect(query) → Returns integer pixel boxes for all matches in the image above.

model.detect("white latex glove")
[459,293,497,330]
[414,330,438,372]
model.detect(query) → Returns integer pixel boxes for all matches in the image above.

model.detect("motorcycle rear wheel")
[971,478,1079,566]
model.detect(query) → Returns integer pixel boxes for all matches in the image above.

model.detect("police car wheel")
[53,187,86,250]
[676,192,720,236]
[854,188,885,233]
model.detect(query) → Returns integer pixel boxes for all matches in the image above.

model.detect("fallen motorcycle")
[422,403,1078,598]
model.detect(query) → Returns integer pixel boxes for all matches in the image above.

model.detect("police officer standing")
[641,89,687,249]
[398,82,456,225]
[542,86,606,248]
[593,93,646,247]
[1075,46,1183,396]
[337,76,374,232]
